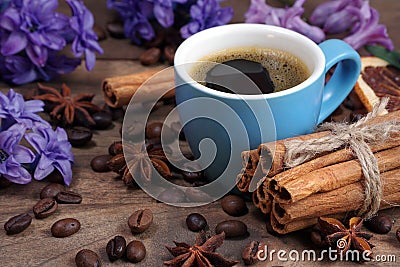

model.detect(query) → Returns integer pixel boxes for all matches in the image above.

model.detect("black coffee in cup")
[191,47,310,94]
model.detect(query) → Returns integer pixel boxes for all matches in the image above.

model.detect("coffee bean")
[106,235,126,262]
[157,188,186,204]
[145,122,175,144]
[55,191,82,204]
[106,21,125,38]
[126,240,146,263]
[92,111,113,130]
[33,198,58,219]
[67,126,93,147]
[215,220,248,238]
[164,45,176,65]
[4,213,32,235]
[108,141,123,156]
[186,213,207,232]
[93,24,106,41]
[102,105,125,121]
[90,155,113,172]
[51,218,80,237]
[128,209,153,234]
[242,240,266,265]
[221,195,248,217]
[40,183,65,199]
[364,213,392,234]
[139,47,161,65]
[396,228,400,243]
[75,249,102,267]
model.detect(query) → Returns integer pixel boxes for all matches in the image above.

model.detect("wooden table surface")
[1,1,399,266]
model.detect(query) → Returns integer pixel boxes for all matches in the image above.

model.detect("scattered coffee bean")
[92,111,113,130]
[157,187,186,204]
[139,47,161,65]
[106,235,126,262]
[164,45,176,65]
[215,220,248,238]
[33,198,58,219]
[242,240,266,265]
[106,21,125,38]
[67,126,93,147]
[364,213,392,234]
[396,228,400,243]
[126,240,146,263]
[186,213,207,232]
[90,155,113,172]
[310,225,327,248]
[108,141,123,156]
[128,209,153,234]
[102,104,124,121]
[221,195,248,217]
[123,120,145,141]
[4,213,32,235]
[51,218,81,237]
[75,249,102,267]
[55,191,82,204]
[145,122,162,141]
[93,24,106,41]
[40,183,65,199]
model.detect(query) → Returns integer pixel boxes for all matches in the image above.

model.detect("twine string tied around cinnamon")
[284,98,400,218]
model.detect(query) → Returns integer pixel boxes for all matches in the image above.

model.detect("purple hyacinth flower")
[107,0,155,44]
[309,0,363,34]
[0,0,69,67]
[343,3,394,51]
[149,0,187,28]
[65,0,103,71]
[0,89,48,130]
[245,0,325,43]
[25,125,74,185]
[0,54,38,84]
[0,124,35,184]
[180,0,233,39]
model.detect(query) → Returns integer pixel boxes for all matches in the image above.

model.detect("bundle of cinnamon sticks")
[237,109,400,234]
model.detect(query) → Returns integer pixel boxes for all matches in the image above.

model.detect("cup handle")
[317,39,361,124]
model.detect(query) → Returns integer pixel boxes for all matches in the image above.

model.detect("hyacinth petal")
[217,7,234,25]
[34,154,55,180]
[309,0,345,26]
[25,132,46,153]
[1,31,27,55]
[84,49,95,71]
[245,0,270,23]
[3,168,32,184]
[55,160,73,186]
[153,4,174,28]
[323,9,357,34]
[289,17,326,43]
[24,100,45,113]
[13,145,35,164]
[26,44,48,67]
[0,8,20,31]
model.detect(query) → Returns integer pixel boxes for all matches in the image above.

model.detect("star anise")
[318,217,374,259]
[33,83,101,126]
[164,231,239,267]
[107,142,171,187]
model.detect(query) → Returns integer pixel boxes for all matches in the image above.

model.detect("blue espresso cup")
[174,24,361,186]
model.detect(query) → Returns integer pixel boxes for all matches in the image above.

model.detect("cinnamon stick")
[269,143,400,203]
[272,168,400,224]
[102,67,175,108]
[237,109,400,193]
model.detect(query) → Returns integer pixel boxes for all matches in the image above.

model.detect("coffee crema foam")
[191,47,310,93]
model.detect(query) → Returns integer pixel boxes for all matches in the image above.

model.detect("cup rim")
[174,23,325,100]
